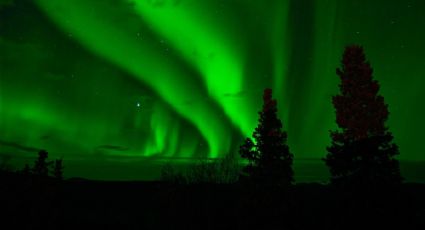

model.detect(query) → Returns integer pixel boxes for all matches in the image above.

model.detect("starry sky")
[1,0,424,181]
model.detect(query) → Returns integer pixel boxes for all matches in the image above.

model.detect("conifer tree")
[239,88,294,186]
[325,45,402,186]
[33,150,51,177]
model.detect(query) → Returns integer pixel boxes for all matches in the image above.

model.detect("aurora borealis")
[1,0,424,181]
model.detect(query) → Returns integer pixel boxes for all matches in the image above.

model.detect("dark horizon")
[3,154,425,183]
[1,0,425,184]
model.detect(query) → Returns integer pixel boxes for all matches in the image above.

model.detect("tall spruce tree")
[325,45,402,186]
[239,88,293,186]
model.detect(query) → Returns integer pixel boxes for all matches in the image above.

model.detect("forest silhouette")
[0,46,424,229]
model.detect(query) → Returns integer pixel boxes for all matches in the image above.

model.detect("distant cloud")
[223,91,246,98]
[0,139,40,152]
[147,0,182,7]
[128,0,182,8]
[40,134,51,140]
[96,145,129,151]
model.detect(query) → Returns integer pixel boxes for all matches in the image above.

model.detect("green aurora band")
[1,0,424,180]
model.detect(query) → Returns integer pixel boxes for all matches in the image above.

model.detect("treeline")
[0,150,64,180]
[0,45,403,188]
[162,45,403,188]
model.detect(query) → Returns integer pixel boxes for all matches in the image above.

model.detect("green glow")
[295,0,341,157]
[130,0,256,137]
[1,0,424,181]
[145,102,181,157]
[272,0,291,128]
[34,0,232,157]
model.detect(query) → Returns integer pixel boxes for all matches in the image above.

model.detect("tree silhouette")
[33,150,52,177]
[239,88,294,186]
[53,159,64,180]
[324,45,402,186]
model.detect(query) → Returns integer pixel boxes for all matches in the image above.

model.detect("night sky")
[1,0,424,181]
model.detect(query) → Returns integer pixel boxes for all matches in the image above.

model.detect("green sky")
[1,0,424,180]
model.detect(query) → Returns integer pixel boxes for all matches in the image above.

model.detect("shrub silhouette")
[324,45,402,187]
[160,162,186,184]
[214,151,240,184]
[160,152,240,184]
[53,159,64,180]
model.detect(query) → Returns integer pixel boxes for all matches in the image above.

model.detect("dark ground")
[1,171,424,230]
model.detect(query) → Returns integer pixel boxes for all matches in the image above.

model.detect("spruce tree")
[239,88,294,186]
[33,150,50,177]
[325,45,402,186]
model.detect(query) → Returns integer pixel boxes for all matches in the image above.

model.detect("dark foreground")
[1,172,424,230]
